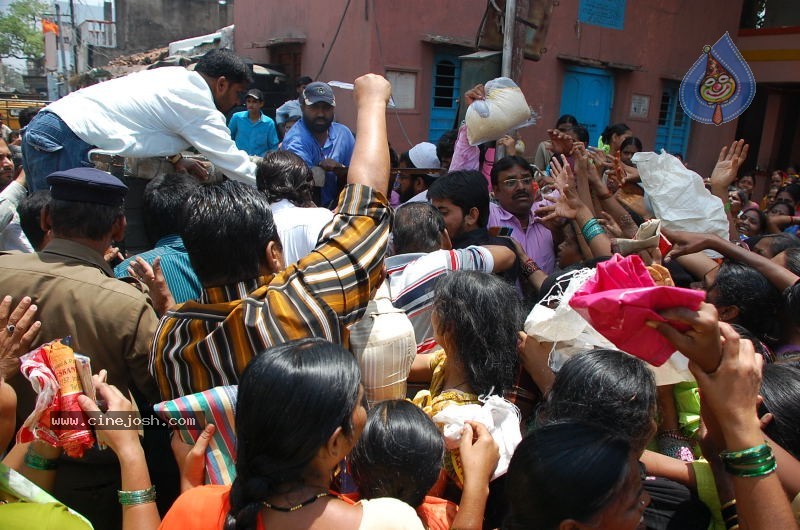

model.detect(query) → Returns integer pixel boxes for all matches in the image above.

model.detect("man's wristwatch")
[166,153,183,164]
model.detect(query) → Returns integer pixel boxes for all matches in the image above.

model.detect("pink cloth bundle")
[568,254,705,366]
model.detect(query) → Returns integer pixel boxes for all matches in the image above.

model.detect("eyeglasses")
[500,176,534,190]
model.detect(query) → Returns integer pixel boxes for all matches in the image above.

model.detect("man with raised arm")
[151,74,393,401]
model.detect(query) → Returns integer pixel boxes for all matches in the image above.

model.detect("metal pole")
[501,0,516,78]
[55,4,69,92]
[69,0,79,74]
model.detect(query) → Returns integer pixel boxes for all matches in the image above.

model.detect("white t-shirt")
[270,198,334,266]
[46,67,256,185]
[357,498,425,530]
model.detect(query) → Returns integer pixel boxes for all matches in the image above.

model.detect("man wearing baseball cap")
[281,81,355,207]
[228,88,279,156]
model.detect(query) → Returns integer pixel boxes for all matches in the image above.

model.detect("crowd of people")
[0,47,798,530]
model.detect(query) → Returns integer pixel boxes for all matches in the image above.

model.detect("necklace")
[262,492,330,512]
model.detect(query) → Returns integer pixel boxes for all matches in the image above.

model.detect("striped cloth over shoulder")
[155,385,238,485]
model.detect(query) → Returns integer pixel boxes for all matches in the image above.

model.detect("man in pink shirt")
[487,155,556,273]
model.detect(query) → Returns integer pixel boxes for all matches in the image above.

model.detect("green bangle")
[24,450,59,471]
[118,485,157,506]
[583,224,606,243]
[720,444,770,460]
[724,459,776,478]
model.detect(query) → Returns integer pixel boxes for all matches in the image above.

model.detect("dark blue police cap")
[46,167,128,206]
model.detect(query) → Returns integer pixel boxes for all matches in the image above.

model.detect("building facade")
[234,0,796,177]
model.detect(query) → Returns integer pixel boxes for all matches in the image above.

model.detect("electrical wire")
[314,0,352,80]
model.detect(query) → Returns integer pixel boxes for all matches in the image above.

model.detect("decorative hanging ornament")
[679,32,756,126]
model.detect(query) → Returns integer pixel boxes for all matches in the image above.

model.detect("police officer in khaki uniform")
[0,167,162,529]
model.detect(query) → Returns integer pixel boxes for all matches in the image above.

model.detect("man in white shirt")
[22,49,257,192]
[255,150,333,265]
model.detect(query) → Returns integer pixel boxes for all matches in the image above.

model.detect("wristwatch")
[166,153,183,164]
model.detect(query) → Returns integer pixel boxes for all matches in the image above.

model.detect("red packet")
[18,340,96,457]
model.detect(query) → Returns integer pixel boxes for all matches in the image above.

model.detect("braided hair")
[224,338,361,530]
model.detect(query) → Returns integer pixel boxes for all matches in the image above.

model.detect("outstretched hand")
[128,257,176,316]
[690,322,763,438]
[0,295,41,378]
[710,139,749,192]
[547,129,574,156]
[660,228,719,261]
[535,155,583,222]
[353,73,392,106]
[463,84,486,107]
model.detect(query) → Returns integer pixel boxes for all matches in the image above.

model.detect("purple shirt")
[488,201,556,274]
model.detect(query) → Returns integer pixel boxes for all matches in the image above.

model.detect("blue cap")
[46,167,128,206]
[302,82,335,107]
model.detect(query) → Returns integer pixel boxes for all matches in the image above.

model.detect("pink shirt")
[488,201,556,274]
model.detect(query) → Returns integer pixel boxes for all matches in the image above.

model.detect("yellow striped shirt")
[150,184,390,401]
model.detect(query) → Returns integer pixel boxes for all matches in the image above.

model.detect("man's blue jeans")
[22,111,95,192]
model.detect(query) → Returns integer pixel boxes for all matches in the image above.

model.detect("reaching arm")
[664,230,799,291]
[690,324,798,530]
[482,244,516,273]
[537,155,612,259]
[348,74,391,192]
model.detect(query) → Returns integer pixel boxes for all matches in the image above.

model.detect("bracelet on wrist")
[521,258,541,277]
[118,485,157,506]
[24,448,59,471]
[580,218,606,243]
[719,443,777,478]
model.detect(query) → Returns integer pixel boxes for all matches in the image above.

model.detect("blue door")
[428,54,461,143]
[655,83,691,157]
[559,66,614,146]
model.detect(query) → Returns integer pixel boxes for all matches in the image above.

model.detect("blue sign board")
[579,0,627,30]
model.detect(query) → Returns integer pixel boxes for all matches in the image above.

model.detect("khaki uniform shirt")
[0,238,160,417]
[0,238,161,529]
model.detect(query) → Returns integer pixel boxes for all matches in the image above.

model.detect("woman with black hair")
[536,349,657,453]
[600,123,632,156]
[620,136,643,167]
[160,338,425,530]
[706,260,782,347]
[411,270,523,488]
[736,206,767,239]
[504,421,649,530]
[350,400,499,530]
[760,363,800,459]
[533,349,712,529]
